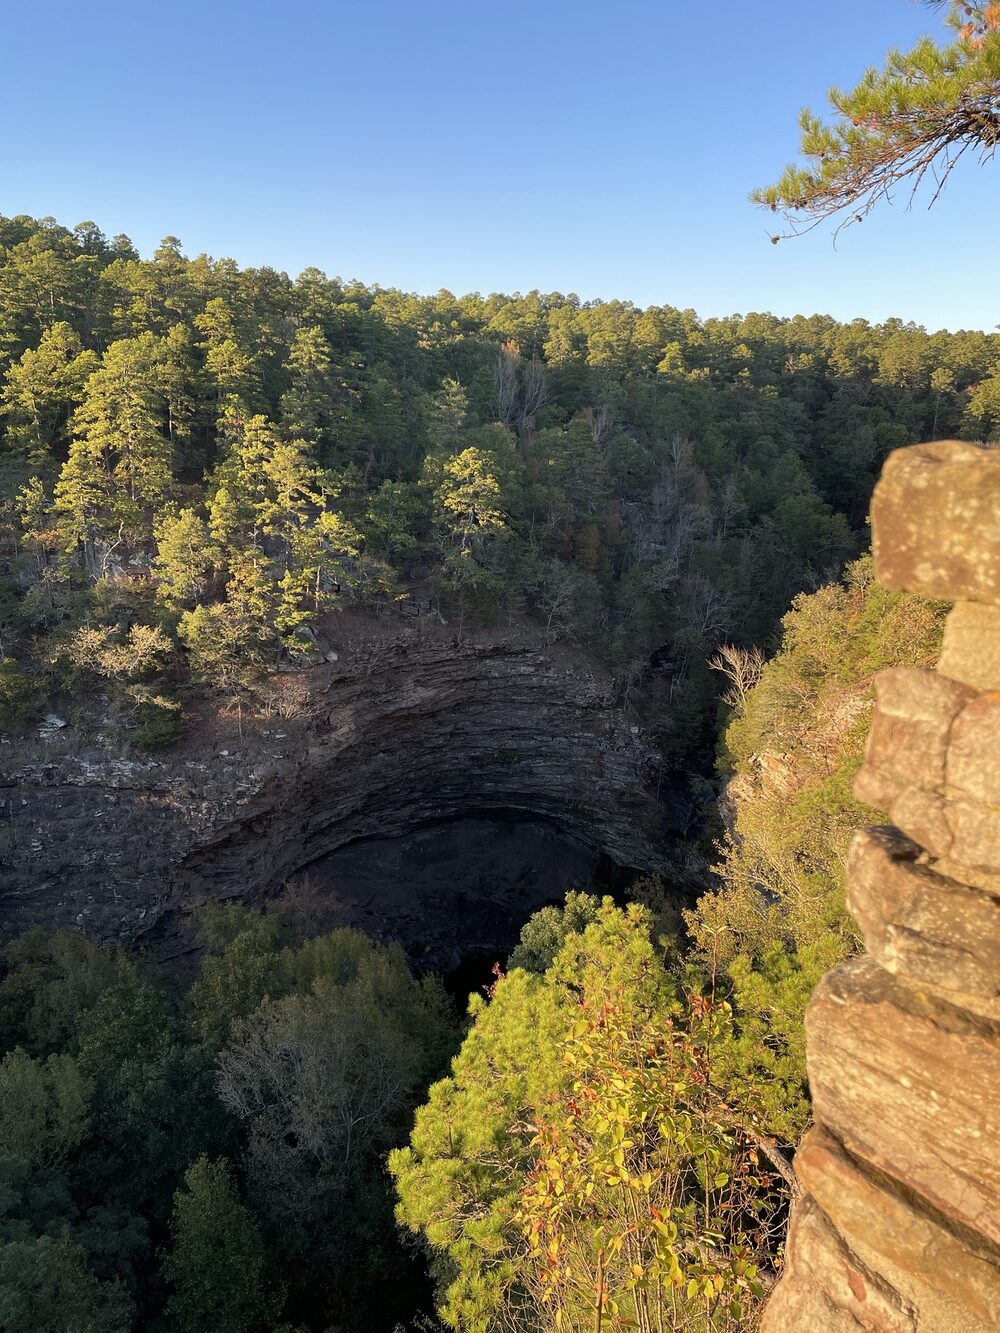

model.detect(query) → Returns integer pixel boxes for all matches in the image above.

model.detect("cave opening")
[279,810,643,997]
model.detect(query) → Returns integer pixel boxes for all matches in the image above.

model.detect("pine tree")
[153,508,214,608]
[203,415,360,653]
[756,2,1000,232]
[278,324,336,445]
[1,323,97,465]
[194,299,262,417]
[53,334,171,569]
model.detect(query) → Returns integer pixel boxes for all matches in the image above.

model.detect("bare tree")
[493,342,548,444]
[708,643,766,713]
[493,341,519,427]
[517,354,548,440]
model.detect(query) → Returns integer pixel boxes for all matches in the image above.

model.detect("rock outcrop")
[763,441,1000,1332]
[1,632,668,951]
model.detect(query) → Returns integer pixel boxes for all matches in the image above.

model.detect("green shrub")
[0,657,40,734]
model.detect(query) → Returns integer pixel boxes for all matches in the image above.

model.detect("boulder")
[793,1126,1000,1332]
[762,1194,916,1332]
[871,441,1000,604]
[806,957,1000,1246]
[947,693,1000,808]
[854,669,973,813]
[938,602,1000,691]
[854,671,1000,871]
[846,827,1000,1013]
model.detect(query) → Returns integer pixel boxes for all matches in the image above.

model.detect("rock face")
[763,442,1000,1332]
[871,439,1000,603]
[1,634,668,952]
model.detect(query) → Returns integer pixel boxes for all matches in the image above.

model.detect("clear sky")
[2,1,995,331]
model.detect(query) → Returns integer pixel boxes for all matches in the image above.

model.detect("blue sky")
[2,1,994,331]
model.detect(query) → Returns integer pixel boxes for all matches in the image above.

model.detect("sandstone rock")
[931,855,1000,895]
[939,602,1000,691]
[846,827,1000,1011]
[761,1277,861,1333]
[852,670,1000,868]
[946,793,1000,873]
[853,667,973,813]
[879,786,954,859]
[871,441,1000,604]
[947,693,1000,807]
[762,1195,916,1332]
[807,956,1000,1246]
[765,442,1000,1333]
[794,1126,1000,1332]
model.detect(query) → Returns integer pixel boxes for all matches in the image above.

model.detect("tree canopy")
[0,911,458,1330]
[1,212,994,764]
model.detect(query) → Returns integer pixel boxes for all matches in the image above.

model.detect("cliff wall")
[763,441,1000,1331]
[1,632,668,952]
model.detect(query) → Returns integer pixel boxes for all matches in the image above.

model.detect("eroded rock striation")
[1,634,668,952]
[763,441,1000,1332]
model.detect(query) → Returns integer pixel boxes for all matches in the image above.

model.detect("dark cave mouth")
[278,811,638,986]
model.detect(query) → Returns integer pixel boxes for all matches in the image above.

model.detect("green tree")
[278,324,339,446]
[176,545,278,699]
[186,918,287,1050]
[153,507,214,608]
[164,1156,281,1333]
[516,987,774,1333]
[0,928,138,1058]
[75,980,226,1217]
[54,334,171,570]
[0,656,40,734]
[217,931,455,1322]
[0,1049,91,1166]
[687,556,947,1140]
[1,322,97,465]
[0,1235,131,1333]
[391,900,783,1333]
[194,298,263,415]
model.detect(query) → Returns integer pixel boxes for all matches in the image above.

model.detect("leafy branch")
[754,2,1000,236]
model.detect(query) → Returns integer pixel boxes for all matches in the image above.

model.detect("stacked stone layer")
[763,442,1000,1332]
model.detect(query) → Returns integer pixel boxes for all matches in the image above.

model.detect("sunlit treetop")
[755,1,1000,237]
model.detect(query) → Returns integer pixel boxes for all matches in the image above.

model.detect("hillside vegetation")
[0,214,970,1331]
[0,565,949,1333]
[0,214,992,757]
[0,561,950,1331]
[688,557,947,1139]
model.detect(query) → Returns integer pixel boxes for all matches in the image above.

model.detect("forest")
[0,212,994,757]
[0,213,979,1330]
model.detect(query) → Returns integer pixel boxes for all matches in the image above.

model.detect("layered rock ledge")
[1,631,668,953]
[763,441,1000,1332]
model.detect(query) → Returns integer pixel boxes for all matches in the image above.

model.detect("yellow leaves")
[513,971,785,1330]
[64,621,173,680]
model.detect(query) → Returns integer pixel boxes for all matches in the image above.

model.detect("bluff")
[0,623,668,957]
[763,442,1000,1331]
